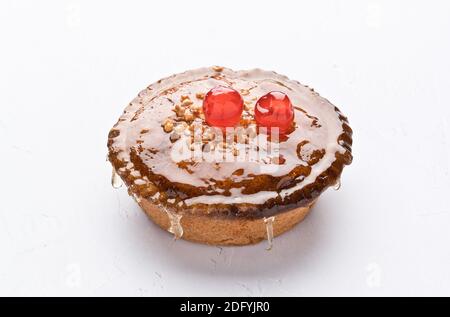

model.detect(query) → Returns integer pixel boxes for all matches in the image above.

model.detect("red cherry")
[203,86,244,128]
[255,91,294,134]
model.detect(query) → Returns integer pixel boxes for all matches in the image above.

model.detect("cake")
[107,66,353,246]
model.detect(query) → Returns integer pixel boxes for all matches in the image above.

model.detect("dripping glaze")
[263,216,275,251]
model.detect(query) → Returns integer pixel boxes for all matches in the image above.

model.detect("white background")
[1,0,449,296]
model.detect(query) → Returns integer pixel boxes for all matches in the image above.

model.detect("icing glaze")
[108,67,352,218]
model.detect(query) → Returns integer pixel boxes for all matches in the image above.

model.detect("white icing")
[185,188,278,206]
[134,179,146,185]
[110,67,348,206]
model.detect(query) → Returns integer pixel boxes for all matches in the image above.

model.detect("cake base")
[138,199,315,246]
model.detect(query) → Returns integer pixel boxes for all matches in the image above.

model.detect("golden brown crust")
[138,198,315,246]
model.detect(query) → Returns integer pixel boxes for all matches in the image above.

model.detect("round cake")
[107,66,353,246]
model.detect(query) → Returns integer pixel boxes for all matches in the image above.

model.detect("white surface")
[1,0,449,297]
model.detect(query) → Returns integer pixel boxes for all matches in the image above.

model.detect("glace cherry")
[255,91,294,134]
[203,86,244,128]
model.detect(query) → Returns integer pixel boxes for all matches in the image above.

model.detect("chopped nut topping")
[174,104,185,117]
[174,122,188,134]
[170,133,181,143]
[244,101,254,110]
[184,109,194,122]
[162,119,174,133]
[196,93,205,100]
[181,99,193,107]
[164,86,264,150]
[212,66,224,72]
[191,104,202,114]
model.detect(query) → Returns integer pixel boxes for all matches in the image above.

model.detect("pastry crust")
[139,197,316,246]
